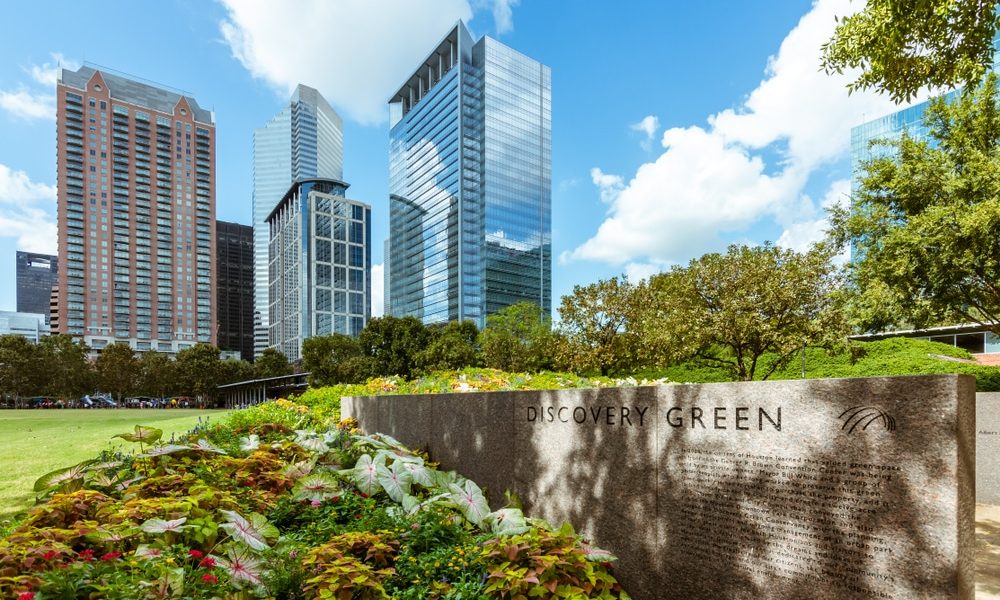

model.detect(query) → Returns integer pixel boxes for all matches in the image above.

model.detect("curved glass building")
[253,85,343,357]
[387,21,551,326]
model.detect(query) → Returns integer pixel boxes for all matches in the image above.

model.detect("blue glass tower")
[387,22,551,326]
[253,85,343,357]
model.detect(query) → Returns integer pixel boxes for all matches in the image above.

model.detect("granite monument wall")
[977,392,1000,504]
[342,375,975,599]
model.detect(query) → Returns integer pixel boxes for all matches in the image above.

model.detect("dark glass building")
[16,251,58,325]
[387,21,551,326]
[216,221,255,361]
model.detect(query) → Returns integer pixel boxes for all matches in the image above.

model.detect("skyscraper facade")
[56,66,216,353]
[266,179,370,361]
[216,220,255,361]
[253,85,343,357]
[16,251,58,324]
[387,22,551,327]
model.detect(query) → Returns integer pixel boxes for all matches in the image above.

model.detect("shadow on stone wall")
[347,375,973,599]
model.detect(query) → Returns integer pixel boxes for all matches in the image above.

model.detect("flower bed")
[0,394,633,598]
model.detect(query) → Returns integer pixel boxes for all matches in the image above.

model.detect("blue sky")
[0,0,920,317]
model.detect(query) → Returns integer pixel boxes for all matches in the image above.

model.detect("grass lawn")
[0,409,229,522]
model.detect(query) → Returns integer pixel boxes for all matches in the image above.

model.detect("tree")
[302,334,370,386]
[821,0,1000,102]
[219,358,255,385]
[0,335,42,406]
[358,316,430,379]
[831,75,1000,335]
[96,342,137,403]
[174,343,221,400]
[138,351,174,399]
[416,321,480,373]
[480,302,557,373]
[641,243,845,381]
[38,334,93,401]
[557,277,643,377]
[254,348,293,379]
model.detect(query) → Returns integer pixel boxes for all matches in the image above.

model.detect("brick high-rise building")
[216,220,254,361]
[56,66,216,354]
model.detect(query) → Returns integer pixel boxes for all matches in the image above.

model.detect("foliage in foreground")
[0,398,631,599]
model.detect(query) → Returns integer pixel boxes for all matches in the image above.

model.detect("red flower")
[188,549,204,559]
[17,592,35,600]
[199,556,216,568]
[78,549,94,562]
[42,550,59,560]
[201,574,218,584]
[100,551,122,561]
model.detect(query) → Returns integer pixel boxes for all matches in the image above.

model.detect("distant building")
[0,311,48,343]
[387,21,551,326]
[216,220,254,361]
[55,65,216,354]
[266,178,370,361]
[16,251,58,325]
[253,84,343,358]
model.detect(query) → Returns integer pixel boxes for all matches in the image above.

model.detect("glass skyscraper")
[253,84,343,357]
[387,21,551,327]
[266,179,371,361]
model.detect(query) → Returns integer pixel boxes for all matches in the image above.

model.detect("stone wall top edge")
[340,373,973,403]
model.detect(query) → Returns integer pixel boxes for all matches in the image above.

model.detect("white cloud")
[776,178,850,253]
[624,261,665,283]
[27,52,79,86]
[568,0,925,267]
[219,0,476,124]
[590,167,624,205]
[1,53,79,121]
[0,164,57,253]
[0,89,55,120]
[630,115,660,150]
[491,0,520,34]
[371,263,385,317]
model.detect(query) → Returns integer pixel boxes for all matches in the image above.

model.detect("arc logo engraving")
[838,406,896,434]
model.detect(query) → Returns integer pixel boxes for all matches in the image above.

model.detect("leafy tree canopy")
[95,342,137,402]
[558,278,642,377]
[822,0,1000,102]
[302,334,370,386]
[417,321,480,373]
[831,75,1000,334]
[642,243,845,381]
[358,316,430,379]
[480,302,556,373]
[253,348,293,379]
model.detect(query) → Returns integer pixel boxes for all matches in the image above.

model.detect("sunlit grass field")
[0,409,229,522]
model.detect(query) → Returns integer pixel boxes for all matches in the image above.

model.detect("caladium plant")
[113,425,163,445]
[483,508,530,536]
[376,458,412,503]
[33,460,94,493]
[292,473,341,502]
[139,517,189,534]
[448,479,491,526]
[219,510,278,552]
[214,544,266,590]
[348,453,385,497]
[239,434,260,452]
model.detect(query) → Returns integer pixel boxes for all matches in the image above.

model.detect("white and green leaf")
[448,479,490,526]
[377,459,412,503]
[239,434,260,452]
[292,473,341,502]
[219,510,278,551]
[139,517,188,534]
[113,425,163,444]
[34,460,93,492]
[483,508,529,536]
